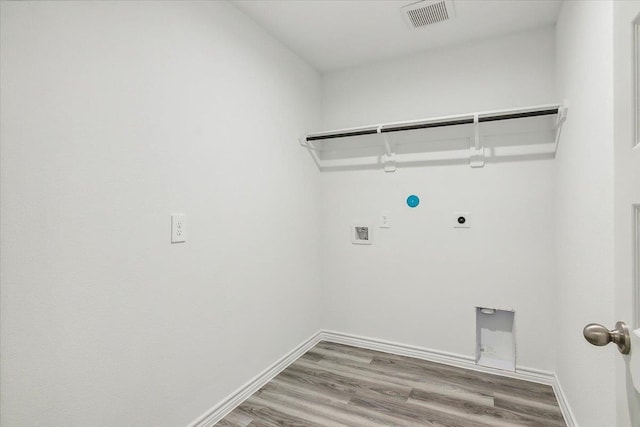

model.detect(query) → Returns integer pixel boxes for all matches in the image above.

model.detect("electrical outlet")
[380,212,391,228]
[171,214,186,243]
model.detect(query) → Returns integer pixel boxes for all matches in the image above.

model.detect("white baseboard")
[319,330,577,427]
[552,373,578,427]
[320,330,554,384]
[188,329,577,427]
[186,330,323,427]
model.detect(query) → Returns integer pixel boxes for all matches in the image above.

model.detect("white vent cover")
[401,0,456,29]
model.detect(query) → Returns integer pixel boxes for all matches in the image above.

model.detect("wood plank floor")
[216,341,566,427]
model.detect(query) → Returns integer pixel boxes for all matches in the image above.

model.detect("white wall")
[0,2,321,426]
[319,27,559,371]
[321,27,557,128]
[555,1,616,425]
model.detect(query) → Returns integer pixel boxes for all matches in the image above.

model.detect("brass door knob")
[583,321,630,355]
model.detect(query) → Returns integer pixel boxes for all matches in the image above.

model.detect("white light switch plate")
[171,214,186,243]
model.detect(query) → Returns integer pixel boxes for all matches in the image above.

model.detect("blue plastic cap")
[406,195,420,208]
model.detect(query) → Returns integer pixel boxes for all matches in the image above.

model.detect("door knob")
[583,321,630,354]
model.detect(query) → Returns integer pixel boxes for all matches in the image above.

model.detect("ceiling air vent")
[401,0,456,29]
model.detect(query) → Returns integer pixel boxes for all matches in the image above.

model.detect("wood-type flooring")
[216,341,566,427]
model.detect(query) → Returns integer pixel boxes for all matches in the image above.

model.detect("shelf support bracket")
[299,136,323,170]
[553,106,568,154]
[378,126,396,173]
[470,114,485,168]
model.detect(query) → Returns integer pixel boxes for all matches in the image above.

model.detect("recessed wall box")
[475,307,515,372]
[351,224,373,245]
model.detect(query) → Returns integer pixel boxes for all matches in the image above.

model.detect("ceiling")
[233,0,563,72]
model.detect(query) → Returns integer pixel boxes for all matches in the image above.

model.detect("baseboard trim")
[320,330,553,385]
[186,330,323,427]
[189,329,577,427]
[319,330,577,427]
[552,373,578,427]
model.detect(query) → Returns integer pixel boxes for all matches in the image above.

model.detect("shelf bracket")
[553,106,568,154]
[299,136,323,170]
[470,114,485,168]
[378,126,396,173]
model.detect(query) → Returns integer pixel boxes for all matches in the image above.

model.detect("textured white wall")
[319,27,558,371]
[0,2,321,426]
[555,1,616,425]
